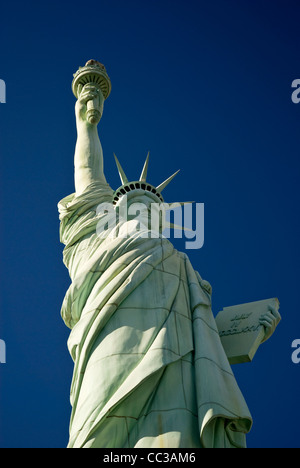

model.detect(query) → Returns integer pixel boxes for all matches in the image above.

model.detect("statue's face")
[127,194,152,211]
[121,192,166,232]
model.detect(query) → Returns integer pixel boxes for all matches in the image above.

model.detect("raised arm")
[74,84,107,195]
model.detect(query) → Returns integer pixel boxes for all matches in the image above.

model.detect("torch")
[72,59,111,124]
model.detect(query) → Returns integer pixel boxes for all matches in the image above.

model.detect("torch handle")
[86,98,102,125]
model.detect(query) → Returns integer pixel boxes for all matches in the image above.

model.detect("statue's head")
[116,189,166,231]
[112,153,181,231]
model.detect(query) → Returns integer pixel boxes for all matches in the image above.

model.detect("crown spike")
[156,170,180,193]
[139,152,150,182]
[114,153,128,185]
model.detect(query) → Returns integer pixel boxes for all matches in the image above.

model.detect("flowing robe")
[58,181,252,448]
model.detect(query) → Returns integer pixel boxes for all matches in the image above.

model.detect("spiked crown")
[112,153,180,206]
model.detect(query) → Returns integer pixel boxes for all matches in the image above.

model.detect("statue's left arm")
[74,84,107,195]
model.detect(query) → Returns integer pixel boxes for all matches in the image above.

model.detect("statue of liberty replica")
[58,60,280,448]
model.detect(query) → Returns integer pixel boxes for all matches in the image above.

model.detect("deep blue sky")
[1,0,300,448]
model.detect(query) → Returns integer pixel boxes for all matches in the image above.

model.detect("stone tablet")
[215,298,279,365]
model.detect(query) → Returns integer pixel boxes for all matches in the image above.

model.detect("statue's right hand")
[75,84,104,125]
